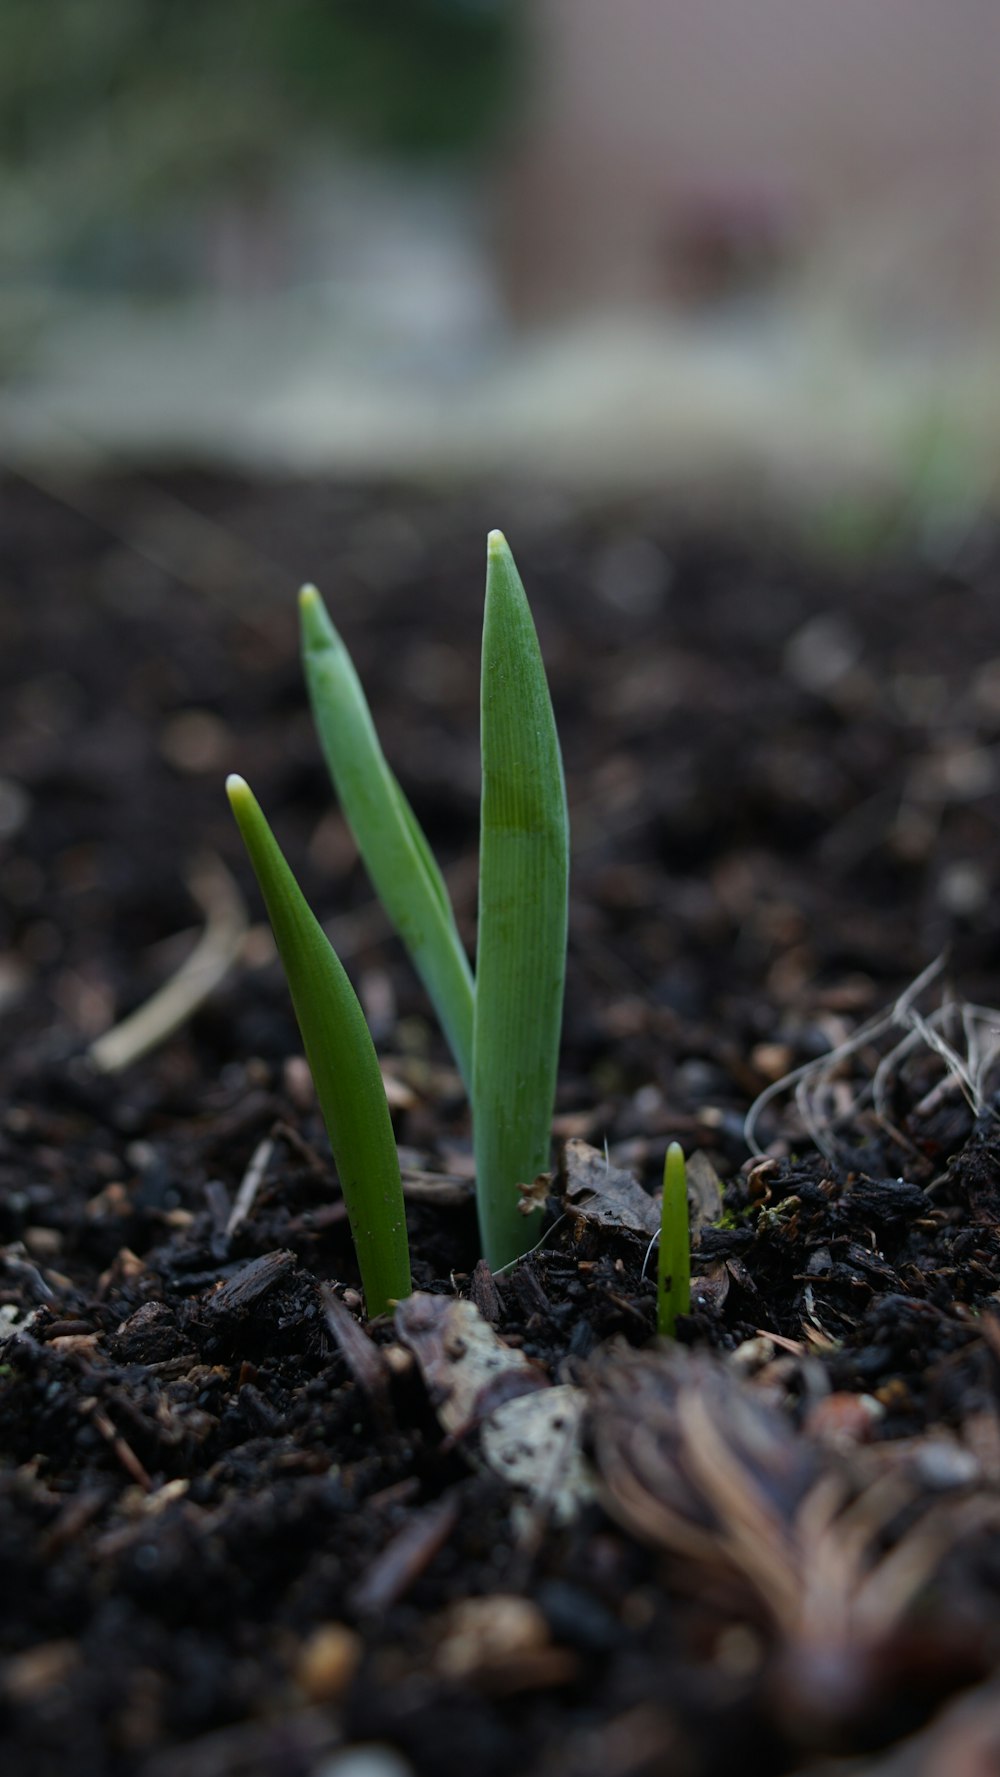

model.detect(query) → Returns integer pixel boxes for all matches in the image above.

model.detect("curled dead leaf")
[685,1149,724,1238]
[560,1138,660,1239]
[395,1292,547,1436]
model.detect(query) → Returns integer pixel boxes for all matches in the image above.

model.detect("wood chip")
[435,1595,551,1681]
[203,1250,297,1321]
[295,1623,362,1703]
[321,1285,391,1420]
[469,1259,502,1324]
[2,1640,79,1704]
[399,1169,474,1206]
[350,1493,460,1615]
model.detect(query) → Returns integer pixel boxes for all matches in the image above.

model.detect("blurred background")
[5,0,1000,1086]
[3,0,1000,524]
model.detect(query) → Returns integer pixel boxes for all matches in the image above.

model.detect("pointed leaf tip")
[475,527,568,1269]
[224,775,411,1315]
[299,583,336,651]
[299,584,475,1091]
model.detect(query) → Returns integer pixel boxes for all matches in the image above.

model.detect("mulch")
[3,469,1000,1777]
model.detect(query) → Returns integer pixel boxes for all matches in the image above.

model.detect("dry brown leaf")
[395,1292,593,1532]
[395,1292,547,1436]
[685,1148,724,1238]
[560,1138,660,1238]
[481,1385,594,1529]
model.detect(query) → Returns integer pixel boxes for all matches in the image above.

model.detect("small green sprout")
[657,1142,691,1338]
[228,532,568,1305]
[226,775,410,1317]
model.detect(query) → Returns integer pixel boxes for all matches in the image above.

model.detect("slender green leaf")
[226,774,410,1316]
[657,1142,691,1338]
[473,531,569,1270]
[299,585,475,1092]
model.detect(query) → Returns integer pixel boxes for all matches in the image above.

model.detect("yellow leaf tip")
[487,529,508,556]
[299,581,338,652]
[225,773,250,804]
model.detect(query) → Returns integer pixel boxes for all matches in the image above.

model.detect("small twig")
[225,1137,274,1238]
[270,1120,328,1177]
[89,1407,154,1492]
[89,855,247,1073]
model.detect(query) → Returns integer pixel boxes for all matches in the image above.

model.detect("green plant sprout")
[227,531,568,1307]
[226,775,410,1316]
[472,534,569,1271]
[657,1142,691,1337]
[300,585,476,1093]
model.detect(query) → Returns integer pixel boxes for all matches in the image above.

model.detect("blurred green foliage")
[273,0,519,155]
[1,0,518,280]
[2,0,516,163]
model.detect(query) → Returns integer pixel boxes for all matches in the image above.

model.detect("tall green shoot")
[473,532,569,1270]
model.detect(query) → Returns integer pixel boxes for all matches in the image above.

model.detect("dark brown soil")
[3,470,1000,1777]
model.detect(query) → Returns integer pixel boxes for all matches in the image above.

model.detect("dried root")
[745,954,1000,1164]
